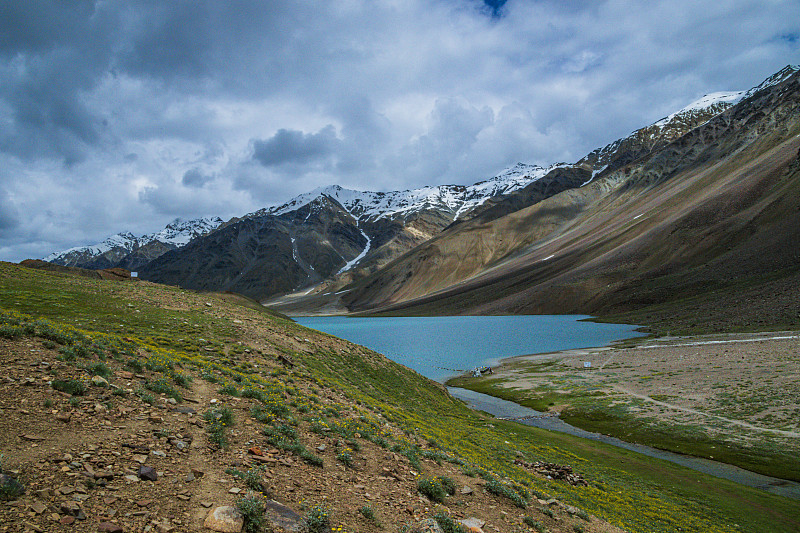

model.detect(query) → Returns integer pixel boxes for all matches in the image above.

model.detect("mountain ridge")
[42,65,799,310]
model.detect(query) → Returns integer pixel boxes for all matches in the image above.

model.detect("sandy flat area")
[491,331,800,451]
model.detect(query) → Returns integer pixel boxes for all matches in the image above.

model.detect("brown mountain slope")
[339,71,800,333]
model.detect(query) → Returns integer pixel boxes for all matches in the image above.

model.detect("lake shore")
[447,330,800,482]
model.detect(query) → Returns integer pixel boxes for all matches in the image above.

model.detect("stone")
[132,454,148,464]
[263,500,303,532]
[59,515,76,525]
[91,376,109,387]
[60,501,81,515]
[459,518,486,533]
[248,446,263,456]
[30,501,47,514]
[414,518,444,533]
[138,465,158,481]
[116,370,134,380]
[55,413,72,423]
[460,485,473,495]
[204,506,244,533]
[98,522,124,533]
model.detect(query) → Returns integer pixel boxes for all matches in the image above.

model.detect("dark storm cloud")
[0,188,19,236]
[0,0,798,261]
[182,168,214,188]
[252,126,340,168]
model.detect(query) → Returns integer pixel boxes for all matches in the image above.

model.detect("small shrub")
[523,516,546,532]
[173,373,192,388]
[433,512,468,533]
[125,359,143,373]
[438,475,456,496]
[240,387,266,402]
[0,325,23,339]
[573,525,585,533]
[145,378,183,402]
[237,492,266,533]
[0,456,24,501]
[57,346,77,362]
[136,388,156,405]
[0,472,24,501]
[52,379,86,396]
[205,406,234,448]
[417,477,447,503]
[86,362,111,377]
[43,399,53,408]
[226,465,267,492]
[219,384,240,397]
[486,479,527,508]
[359,505,381,527]
[575,509,590,521]
[303,504,330,533]
[336,449,354,468]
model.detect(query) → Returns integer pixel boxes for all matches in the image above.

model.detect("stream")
[448,387,800,500]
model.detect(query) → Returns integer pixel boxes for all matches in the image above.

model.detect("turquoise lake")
[294,315,645,382]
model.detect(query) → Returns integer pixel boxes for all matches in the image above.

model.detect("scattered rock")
[514,459,589,486]
[138,465,158,481]
[98,522,124,533]
[460,485,473,495]
[204,505,244,533]
[264,500,303,532]
[414,518,444,533]
[459,517,486,533]
[91,376,109,387]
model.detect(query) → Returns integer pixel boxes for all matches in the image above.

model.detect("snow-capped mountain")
[253,163,563,223]
[45,217,223,268]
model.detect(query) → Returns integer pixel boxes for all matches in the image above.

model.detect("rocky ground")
[0,335,615,533]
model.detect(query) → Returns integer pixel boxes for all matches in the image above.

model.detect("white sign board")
[131,272,138,278]
[583,361,591,368]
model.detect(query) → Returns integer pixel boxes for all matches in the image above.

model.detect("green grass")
[1,261,799,533]
[448,371,800,481]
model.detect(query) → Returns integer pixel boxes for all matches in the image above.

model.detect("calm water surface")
[294,315,644,382]
[296,315,800,499]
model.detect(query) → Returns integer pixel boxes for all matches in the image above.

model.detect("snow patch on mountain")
[45,217,223,263]
[259,163,565,223]
[651,91,745,129]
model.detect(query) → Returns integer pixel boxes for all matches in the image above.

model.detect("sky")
[0,0,798,261]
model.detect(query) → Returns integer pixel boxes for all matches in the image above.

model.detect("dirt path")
[612,385,800,438]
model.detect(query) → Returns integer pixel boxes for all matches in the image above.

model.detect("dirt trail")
[612,385,800,438]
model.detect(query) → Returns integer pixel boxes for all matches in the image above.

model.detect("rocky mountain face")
[45,217,223,271]
[335,66,800,331]
[137,164,577,300]
[44,65,799,317]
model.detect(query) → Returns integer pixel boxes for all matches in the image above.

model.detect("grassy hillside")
[0,262,798,532]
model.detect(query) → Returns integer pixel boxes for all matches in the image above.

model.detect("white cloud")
[0,0,798,260]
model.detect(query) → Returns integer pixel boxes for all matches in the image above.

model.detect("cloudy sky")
[0,0,798,261]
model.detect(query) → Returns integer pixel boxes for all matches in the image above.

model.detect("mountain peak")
[257,163,557,223]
